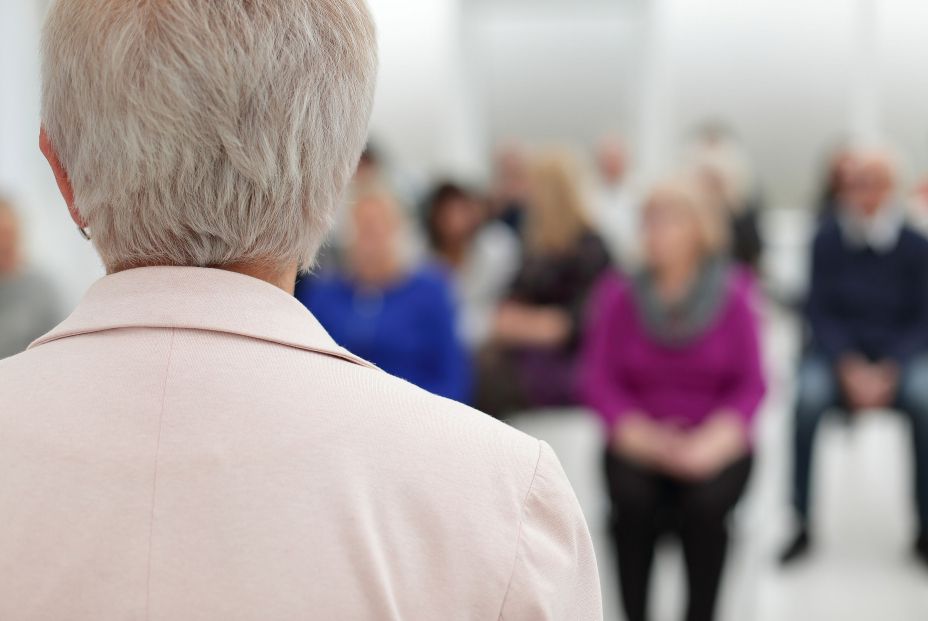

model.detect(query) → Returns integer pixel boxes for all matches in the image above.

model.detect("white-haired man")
[782,149,928,568]
[0,1,602,619]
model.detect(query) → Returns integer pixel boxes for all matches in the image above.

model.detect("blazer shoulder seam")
[495,439,545,621]
[144,328,176,619]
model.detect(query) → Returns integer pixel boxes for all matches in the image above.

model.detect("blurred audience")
[296,187,470,403]
[817,142,856,220]
[591,136,641,270]
[688,125,765,270]
[0,195,60,360]
[423,182,519,349]
[781,149,928,566]
[476,151,611,418]
[316,143,426,274]
[581,173,766,621]
[489,141,532,235]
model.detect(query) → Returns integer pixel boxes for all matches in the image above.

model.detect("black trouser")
[604,451,753,621]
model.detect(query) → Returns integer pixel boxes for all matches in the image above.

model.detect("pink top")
[580,269,766,436]
[0,267,601,620]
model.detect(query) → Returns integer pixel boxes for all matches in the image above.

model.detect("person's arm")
[806,229,855,362]
[579,275,642,433]
[497,442,602,621]
[423,275,472,403]
[885,237,928,364]
[668,284,766,480]
[715,283,767,434]
[564,234,613,346]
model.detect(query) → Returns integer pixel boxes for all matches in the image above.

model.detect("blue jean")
[792,353,928,532]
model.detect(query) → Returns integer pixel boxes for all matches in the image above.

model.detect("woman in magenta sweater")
[581,173,766,621]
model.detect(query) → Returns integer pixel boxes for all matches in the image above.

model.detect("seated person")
[423,182,520,349]
[781,149,928,566]
[297,187,471,403]
[581,173,766,621]
[476,152,611,418]
[0,195,61,359]
[688,125,764,270]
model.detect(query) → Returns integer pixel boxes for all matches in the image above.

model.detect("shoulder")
[579,230,610,255]
[405,265,456,301]
[587,269,636,325]
[330,361,546,497]
[813,218,842,246]
[295,273,348,300]
[721,266,760,321]
[898,225,928,254]
[591,269,632,305]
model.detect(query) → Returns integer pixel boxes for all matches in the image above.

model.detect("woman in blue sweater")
[296,187,471,404]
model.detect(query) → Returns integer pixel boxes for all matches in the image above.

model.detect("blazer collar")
[29,266,376,370]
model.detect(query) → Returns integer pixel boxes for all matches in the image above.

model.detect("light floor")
[511,304,928,621]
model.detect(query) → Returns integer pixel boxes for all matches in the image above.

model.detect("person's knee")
[678,460,751,528]
[795,356,836,428]
[606,456,662,522]
[677,484,733,529]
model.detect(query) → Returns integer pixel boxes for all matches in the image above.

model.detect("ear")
[40,126,86,229]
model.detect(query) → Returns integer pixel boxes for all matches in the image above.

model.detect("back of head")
[41,0,378,272]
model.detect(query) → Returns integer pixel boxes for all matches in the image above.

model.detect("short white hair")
[41,0,378,272]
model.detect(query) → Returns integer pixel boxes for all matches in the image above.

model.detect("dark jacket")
[806,218,928,364]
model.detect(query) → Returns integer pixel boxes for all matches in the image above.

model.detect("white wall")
[466,3,646,150]
[4,0,928,306]
[466,0,928,207]
[366,0,486,184]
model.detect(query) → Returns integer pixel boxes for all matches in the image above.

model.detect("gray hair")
[41,0,378,272]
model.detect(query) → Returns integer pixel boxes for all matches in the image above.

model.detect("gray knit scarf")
[631,258,731,347]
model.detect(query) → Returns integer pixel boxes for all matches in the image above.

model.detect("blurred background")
[4,1,928,620]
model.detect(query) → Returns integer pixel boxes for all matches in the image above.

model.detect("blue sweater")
[807,219,928,364]
[295,267,471,403]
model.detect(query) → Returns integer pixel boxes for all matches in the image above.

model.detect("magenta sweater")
[580,269,766,436]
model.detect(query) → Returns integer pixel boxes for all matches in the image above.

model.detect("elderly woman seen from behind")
[581,173,766,621]
[0,1,601,618]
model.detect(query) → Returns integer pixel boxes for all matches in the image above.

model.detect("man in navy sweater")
[782,150,928,567]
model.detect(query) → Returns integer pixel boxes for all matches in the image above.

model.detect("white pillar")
[633,0,676,186]
[365,0,487,183]
[850,0,881,143]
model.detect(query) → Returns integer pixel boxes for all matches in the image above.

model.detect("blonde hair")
[645,172,730,259]
[524,151,592,255]
[41,0,378,272]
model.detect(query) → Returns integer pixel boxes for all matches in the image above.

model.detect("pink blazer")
[0,267,601,620]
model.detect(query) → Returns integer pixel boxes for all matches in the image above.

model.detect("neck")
[653,258,700,303]
[221,262,299,294]
[438,240,469,268]
[110,261,299,293]
[353,254,404,287]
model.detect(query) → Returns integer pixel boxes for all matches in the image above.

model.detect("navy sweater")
[807,219,928,364]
